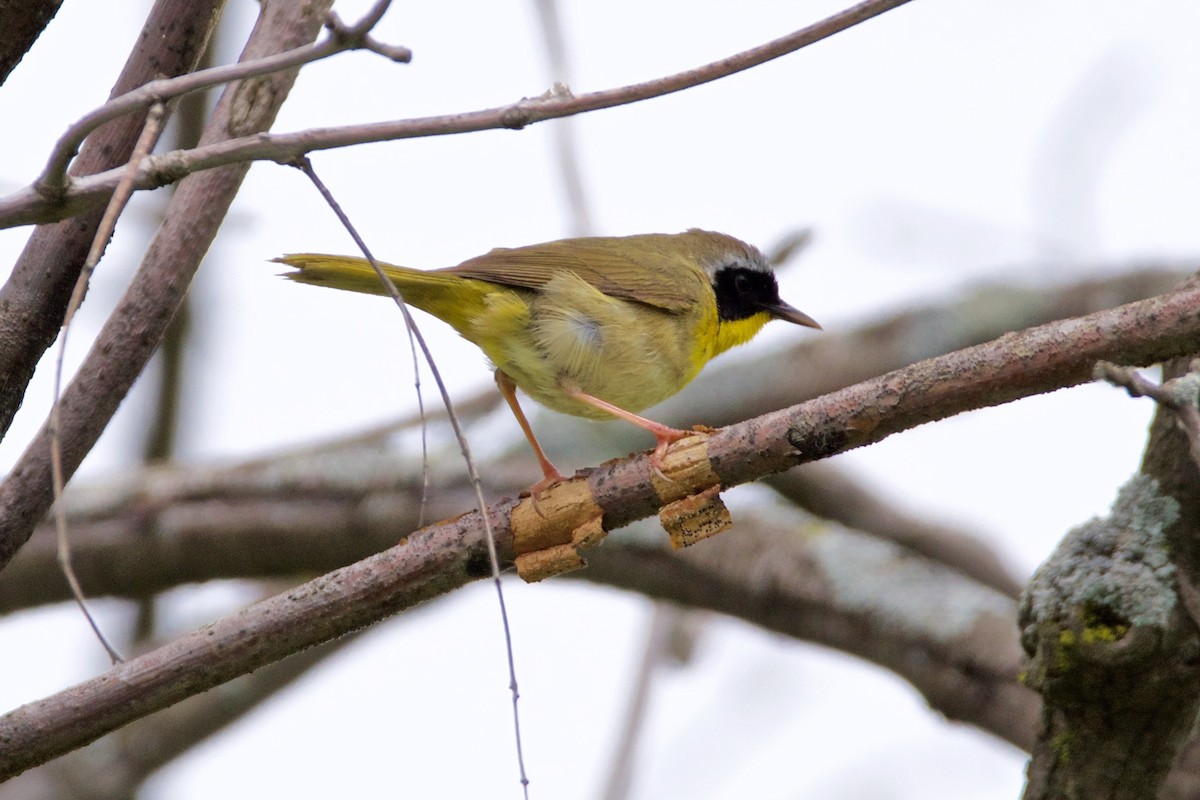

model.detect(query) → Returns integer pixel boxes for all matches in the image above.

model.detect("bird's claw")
[526,469,569,518]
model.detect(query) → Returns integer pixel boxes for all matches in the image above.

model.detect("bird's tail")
[274,254,460,297]
[273,253,503,336]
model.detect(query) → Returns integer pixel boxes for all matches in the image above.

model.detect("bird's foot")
[526,467,570,518]
[647,425,696,483]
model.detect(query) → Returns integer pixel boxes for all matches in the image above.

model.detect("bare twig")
[33,0,407,199]
[0,0,334,571]
[2,280,1200,778]
[1096,359,1200,471]
[0,0,223,441]
[290,157,530,796]
[0,0,915,230]
[765,228,814,267]
[49,102,166,664]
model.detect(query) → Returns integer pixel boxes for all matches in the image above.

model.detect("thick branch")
[0,0,62,86]
[35,0,407,198]
[632,266,1194,431]
[1151,353,1200,800]
[0,449,481,611]
[0,0,916,230]
[0,505,489,780]
[1021,271,1200,800]
[1,281,1199,777]
[1020,475,1195,800]
[0,0,223,440]
[0,0,333,573]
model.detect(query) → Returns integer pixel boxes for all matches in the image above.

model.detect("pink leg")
[560,385,692,478]
[496,371,567,501]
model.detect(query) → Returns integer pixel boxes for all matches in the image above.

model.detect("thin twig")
[0,0,914,230]
[34,0,407,199]
[50,103,167,664]
[1095,359,1200,471]
[289,158,530,798]
[134,33,219,647]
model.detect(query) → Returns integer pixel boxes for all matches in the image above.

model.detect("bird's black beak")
[762,300,821,330]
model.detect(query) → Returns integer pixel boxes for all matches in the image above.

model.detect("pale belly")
[469,274,711,420]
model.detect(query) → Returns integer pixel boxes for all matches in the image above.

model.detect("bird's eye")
[733,273,751,294]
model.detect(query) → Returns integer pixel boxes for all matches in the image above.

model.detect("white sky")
[1,0,1197,797]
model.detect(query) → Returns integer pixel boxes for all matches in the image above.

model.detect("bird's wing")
[442,239,695,314]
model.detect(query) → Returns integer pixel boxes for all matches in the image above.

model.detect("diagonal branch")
[578,508,1038,751]
[0,0,223,440]
[0,269,1182,610]
[1,280,1199,778]
[0,0,916,230]
[0,0,334,574]
[0,0,63,86]
[34,0,407,200]
[1096,360,1200,471]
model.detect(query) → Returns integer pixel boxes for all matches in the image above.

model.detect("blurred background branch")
[2,0,1199,796]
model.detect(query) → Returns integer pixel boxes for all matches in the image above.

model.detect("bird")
[275,229,820,497]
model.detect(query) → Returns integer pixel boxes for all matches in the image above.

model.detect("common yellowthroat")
[275,229,819,493]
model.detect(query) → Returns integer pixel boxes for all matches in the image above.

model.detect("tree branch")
[1021,272,1200,799]
[1096,360,1200,471]
[0,0,62,87]
[0,0,916,230]
[0,270,1186,608]
[765,463,1024,598]
[0,0,335,573]
[0,447,483,612]
[2,280,1199,777]
[33,0,407,200]
[0,0,223,440]
[578,508,1039,751]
